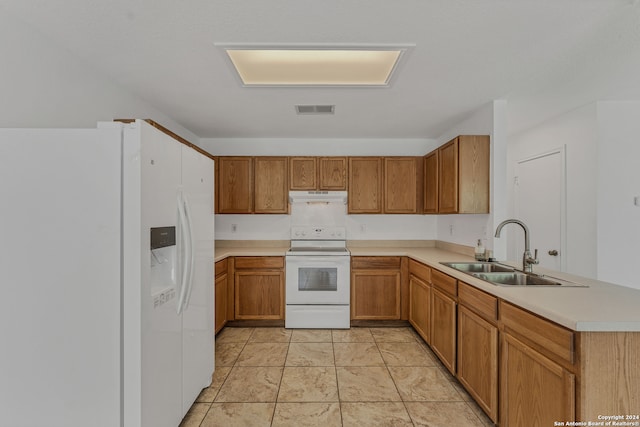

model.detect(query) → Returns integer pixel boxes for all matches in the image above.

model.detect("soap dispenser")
[474,239,486,261]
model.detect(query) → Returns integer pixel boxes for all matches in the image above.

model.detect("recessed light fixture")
[218,44,413,87]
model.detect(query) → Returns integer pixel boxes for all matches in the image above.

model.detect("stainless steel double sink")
[440,262,587,287]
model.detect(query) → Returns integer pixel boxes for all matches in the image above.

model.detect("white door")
[512,147,566,271]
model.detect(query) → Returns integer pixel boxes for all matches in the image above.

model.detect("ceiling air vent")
[295,105,335,115]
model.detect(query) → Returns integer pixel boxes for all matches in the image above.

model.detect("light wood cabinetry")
[408,259,431,343]
[254,157,288,213]
[348,157,383,214]
[217,157,253,214]
[351,256,402,320]
[500,301,575,426]
[214,259,228,334]
[289,156,347,191]
[319,157,347,190]
[438,135,490,214]
[217,156,288,214]
[457,282,498,423]
[430,287,457,374]
[384,157,422,214]
[423,150,438,213]
[289,157,317,190]
[233,257,284,320]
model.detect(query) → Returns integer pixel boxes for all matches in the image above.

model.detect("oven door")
[285,255,350,305]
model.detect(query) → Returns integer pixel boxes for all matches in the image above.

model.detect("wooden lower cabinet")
[214,259,228,334]
[233,257,284,320]
[457,305,498,423]
[501,333,575,426]
[351,270,401,319]
[409,274,430,343]
[430,287,457,374]
[351,256,403,320]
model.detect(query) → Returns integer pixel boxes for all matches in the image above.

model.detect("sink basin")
[440,262,515,273]
[473,272,562,286]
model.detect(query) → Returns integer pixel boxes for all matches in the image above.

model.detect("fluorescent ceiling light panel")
[225,48,404,86]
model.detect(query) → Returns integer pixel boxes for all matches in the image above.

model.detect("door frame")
[513,145,567,272]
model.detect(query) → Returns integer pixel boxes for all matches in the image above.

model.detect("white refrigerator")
[0,120,214,427]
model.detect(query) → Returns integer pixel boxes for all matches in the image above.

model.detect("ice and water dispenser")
[150,226,177,308]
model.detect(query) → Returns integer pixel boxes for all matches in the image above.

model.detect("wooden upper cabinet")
[423,150,438,214]
[289,157,317,190]
[384,157,421,214]
[217,157,253,214]
[438,139,459,213]
[439,135,490,214]
[254,157,288,213]
[319,157,347,190]
[289,156,347,191]
[348,157,383,214]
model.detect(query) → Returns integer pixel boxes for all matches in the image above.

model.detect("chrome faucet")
[494,219,539,273]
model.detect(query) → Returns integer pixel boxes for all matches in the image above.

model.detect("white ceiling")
[3,0,639,139]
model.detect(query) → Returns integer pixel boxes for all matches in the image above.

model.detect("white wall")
[507,104,598,278]
[0,14,198,143]
[201,138,435,156]
[596,101,640,289]
[215,213,437,241]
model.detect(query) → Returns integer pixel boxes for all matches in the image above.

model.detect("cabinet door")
[348,157,383,213]
[290,157,317,190]
[234,271,284,319]
[254,157,288,213]
[384,157,419,213]
[319,157,347,190]
[457,135,490,213]
[457,305,498,423]
[501,333,575,426]
[423,150,438,213]
[217,157,253,213]
[214,273,228,334]
[438,138,459,214]
[351,270,401,319]
[430,287,457,374]
[409,274,431,343]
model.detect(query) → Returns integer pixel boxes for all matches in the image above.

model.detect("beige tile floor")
[180,327,494,427]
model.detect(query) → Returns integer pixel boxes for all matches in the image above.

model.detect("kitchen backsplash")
[214,214,438,241]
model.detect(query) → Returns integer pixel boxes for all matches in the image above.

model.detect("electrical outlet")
[360,224,367,233]
[231,224,237,233]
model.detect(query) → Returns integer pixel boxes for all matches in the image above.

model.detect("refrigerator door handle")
[176,191,192,315]
[181,194,196,312]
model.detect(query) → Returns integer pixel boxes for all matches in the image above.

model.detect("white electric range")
[285,226,351,329]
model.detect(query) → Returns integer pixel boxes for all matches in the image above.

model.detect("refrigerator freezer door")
[0,127,122,427]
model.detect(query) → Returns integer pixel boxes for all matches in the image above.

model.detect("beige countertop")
[215,244,640,332]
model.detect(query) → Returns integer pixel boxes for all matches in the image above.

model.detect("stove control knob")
[301,231,306,237]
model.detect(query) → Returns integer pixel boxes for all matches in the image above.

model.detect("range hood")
[289,191,348,204]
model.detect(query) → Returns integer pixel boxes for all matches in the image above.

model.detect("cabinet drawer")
[431,269,457,297]
[215,258,228,277]
[458,281,497,322]
[234,256,284,270]
[351,256,401,270]
[500,301,575,364]
[409,259,431,283]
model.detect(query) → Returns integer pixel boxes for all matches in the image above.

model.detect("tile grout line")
[195,328,254,427]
